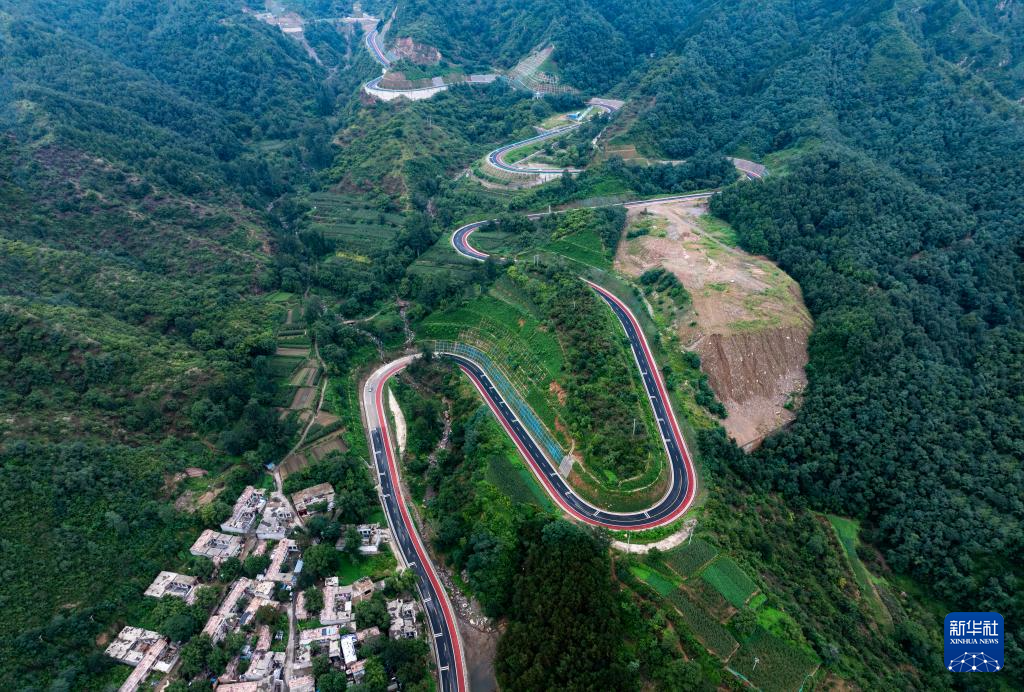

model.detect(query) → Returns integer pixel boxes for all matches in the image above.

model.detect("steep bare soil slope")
[615,199,811,449]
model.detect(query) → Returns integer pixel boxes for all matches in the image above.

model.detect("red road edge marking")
[374,364,467,692]
[585,281,698,522]
[458,359,687,531]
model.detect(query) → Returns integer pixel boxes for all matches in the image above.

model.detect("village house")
[287,675,316,692]
[143,571,198,604]
[105,626,179,692]
[202,578,250,643]
[263,539,300,584]
[294,625,342,672]
[240,649,285,683]
[202,578,279,644]
[256,492,297,540]
[340,633,358,666]
[356,626,381,646]
[351,576,375,603]
[387,598,421,640]
[189,529,242,565]
[348,658,367,684]
[336,523,389,554]
[220,486,267,535]
[290,482,335,517]
[318,578,354,630]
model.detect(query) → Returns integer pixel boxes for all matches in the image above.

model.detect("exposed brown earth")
[615,199,811,449]
[391,36,442,64]
[309,436,347,461]
[290,386,316,410]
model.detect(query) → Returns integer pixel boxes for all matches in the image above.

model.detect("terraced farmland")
[419,278,565,433]
[306,192,403,257]
[730,628,819,691]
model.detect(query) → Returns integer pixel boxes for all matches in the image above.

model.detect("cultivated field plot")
[666,588,739,658]
[540,226,610,270]
[408,240,482,280]
[306,192,403,256]
[730,628,819,691]
[630,564,678,596]
[290,386,317,410]
[701,556,759,608]
[662,537,719,577]
[267,355,305,379]
[309,435,347,460]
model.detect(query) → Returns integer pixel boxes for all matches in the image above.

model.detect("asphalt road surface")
[441,280,697,529]
[365,28,390,68]
[363,358,466,692]
[450,191,717,262]
[362,283,698,688]
[486,104,615,176]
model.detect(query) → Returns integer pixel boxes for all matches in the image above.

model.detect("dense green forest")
[627,0,1024,678]
[2,0,1023,689]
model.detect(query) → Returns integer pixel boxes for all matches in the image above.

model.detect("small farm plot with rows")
[665,588,739,658]
[700,556,759,608]
[662,537,719,577]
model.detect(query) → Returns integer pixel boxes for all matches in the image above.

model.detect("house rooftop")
[143,571,198,604]
[105,626,179,692]
[291,482,335,516]
[190,529,242,564]
[220,486,267,535]
[263,539,299,584]
[255,493,296,540]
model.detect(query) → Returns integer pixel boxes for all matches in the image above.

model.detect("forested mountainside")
[2,0,1023,690]
[609,0,1024,677]
[0,1,345,687]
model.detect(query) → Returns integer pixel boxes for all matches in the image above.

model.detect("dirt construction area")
[615,199,811,449]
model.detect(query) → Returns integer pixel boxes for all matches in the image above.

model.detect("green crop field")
[267,355,305,378]
[665,588,738,658]
[701,556,758,608]
[662,537,719,577]
[629,564,678,596]
[730,628,818,691]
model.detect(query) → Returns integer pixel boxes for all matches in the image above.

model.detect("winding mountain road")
[362,357,466,692]
[450,191,718,260]
[356,32,764,684]
[486,103,615,176]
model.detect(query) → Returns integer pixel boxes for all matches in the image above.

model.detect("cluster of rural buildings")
[105,480,413,692]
